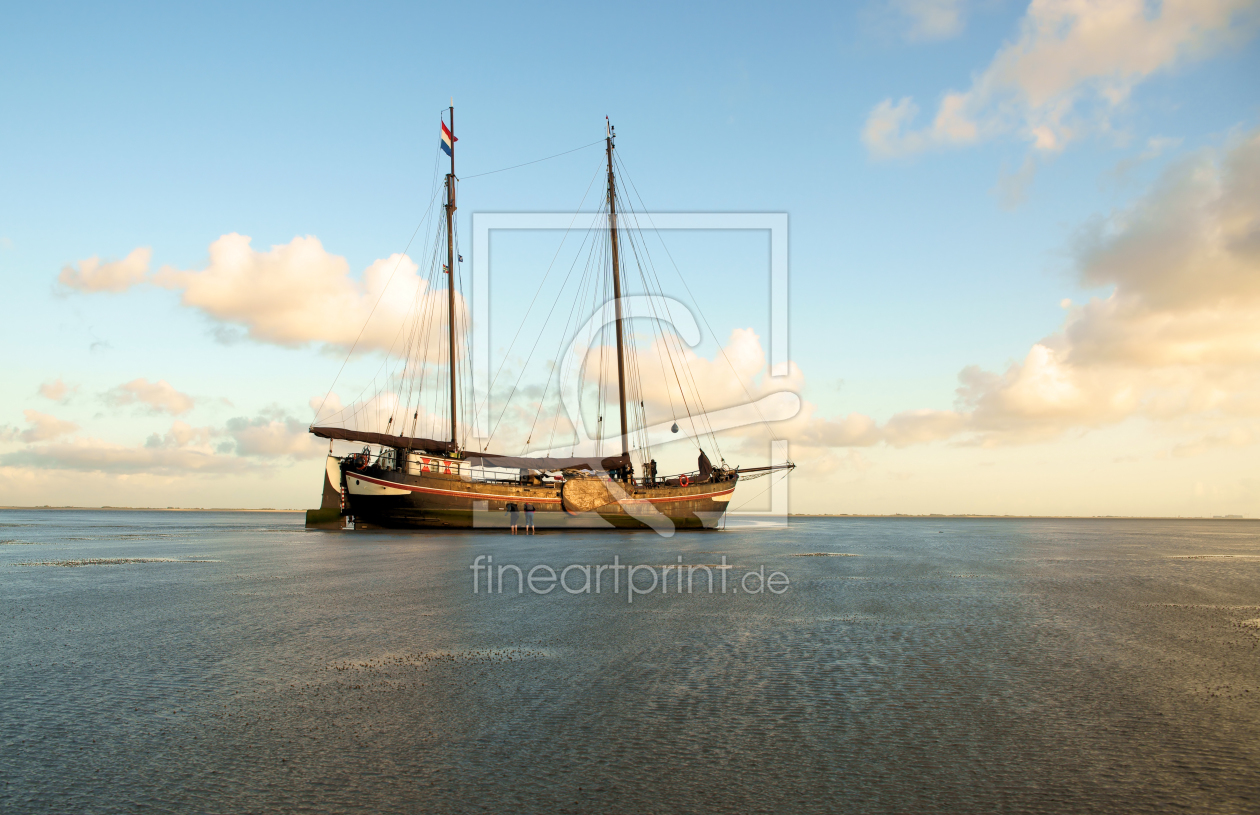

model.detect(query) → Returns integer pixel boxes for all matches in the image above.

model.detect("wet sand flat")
[2,511,1258,814]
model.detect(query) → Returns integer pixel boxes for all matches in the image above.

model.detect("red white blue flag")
[441,121,457,156]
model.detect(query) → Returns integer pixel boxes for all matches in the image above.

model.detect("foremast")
[605,119,631,473]
[444,102,459,448]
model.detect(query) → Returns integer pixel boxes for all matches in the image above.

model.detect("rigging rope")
[322,132,788,484]
[311,150,446,427]
[611,178,722,458]
[460,139,604,180]
[726,469,791,514]
[474,160,604,437]
[615,153,783,447]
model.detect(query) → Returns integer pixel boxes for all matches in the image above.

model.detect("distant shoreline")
[787,513,1251,520]
[0,506,303,513]
[0,507,1248,519]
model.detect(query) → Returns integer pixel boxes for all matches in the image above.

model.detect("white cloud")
[948,129,1260,443]
[144,421,215,450]
[153,233,464,354]
[105,378,195,415]
[2,437,241,475]
[3,411,324,474]
[18,410,79,443]
[38,378,75,402]
[778,129,1260,452]
[567,328,971,459]
[630,327,805,415]
[786,405,969,451]
[864,0,1257,157]
[227,414,324,459]
[44,126,1260,468]
[58,247,152,292]
[863,97,927,156]
[58,233,465,356]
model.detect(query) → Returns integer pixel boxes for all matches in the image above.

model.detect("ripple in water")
[1,510,1258,814]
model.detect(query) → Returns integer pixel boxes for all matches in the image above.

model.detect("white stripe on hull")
[346,475,409,496]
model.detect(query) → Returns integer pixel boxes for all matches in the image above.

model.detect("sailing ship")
[306,106,793,531]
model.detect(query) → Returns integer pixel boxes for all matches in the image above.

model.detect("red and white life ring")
[679,475,690,487]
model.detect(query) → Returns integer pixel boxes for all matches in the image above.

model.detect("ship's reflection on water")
[3,511,1259,813]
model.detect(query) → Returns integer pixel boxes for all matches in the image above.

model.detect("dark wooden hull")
[342,464,737,530]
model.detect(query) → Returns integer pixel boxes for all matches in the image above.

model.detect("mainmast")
[444,103,458,448]
[605,120,631,470]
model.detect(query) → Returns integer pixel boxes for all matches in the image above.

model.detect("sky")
[2,0,1259,515]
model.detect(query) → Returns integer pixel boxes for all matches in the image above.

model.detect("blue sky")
[3,1,1259,513]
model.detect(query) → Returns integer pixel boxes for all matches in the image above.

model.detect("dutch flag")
[441,121,457,156]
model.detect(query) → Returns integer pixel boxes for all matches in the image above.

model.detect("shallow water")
[2,511,1258,814]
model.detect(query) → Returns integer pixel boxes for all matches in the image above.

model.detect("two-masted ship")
[306,107,793,531]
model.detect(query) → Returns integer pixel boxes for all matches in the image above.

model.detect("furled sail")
[310,426,627,470]
[309,426,460,455]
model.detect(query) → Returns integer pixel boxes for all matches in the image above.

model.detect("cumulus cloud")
[749,129,1260,454]
[227,413,324,459]
[933,129,1260,444]
[105,378,195,415]
[864,0,1256,157]
[58,247,152,292]
[467,326,791,458]
[38,378,75,402]
[57,233,464,356]
[562,327,973,459]
[144,421,215,450]
[575,328,978,455]
[18,410,79,443]
[628,327,805,416]
[2,437,242,475]
[44,126,1260,467]
[863,98,927,156]
[153,233,465,354]
[4,411,324,475]
[784,405,970,451]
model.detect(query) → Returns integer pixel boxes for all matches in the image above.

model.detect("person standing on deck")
[523,502,535,535]
[507,502,519,535]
